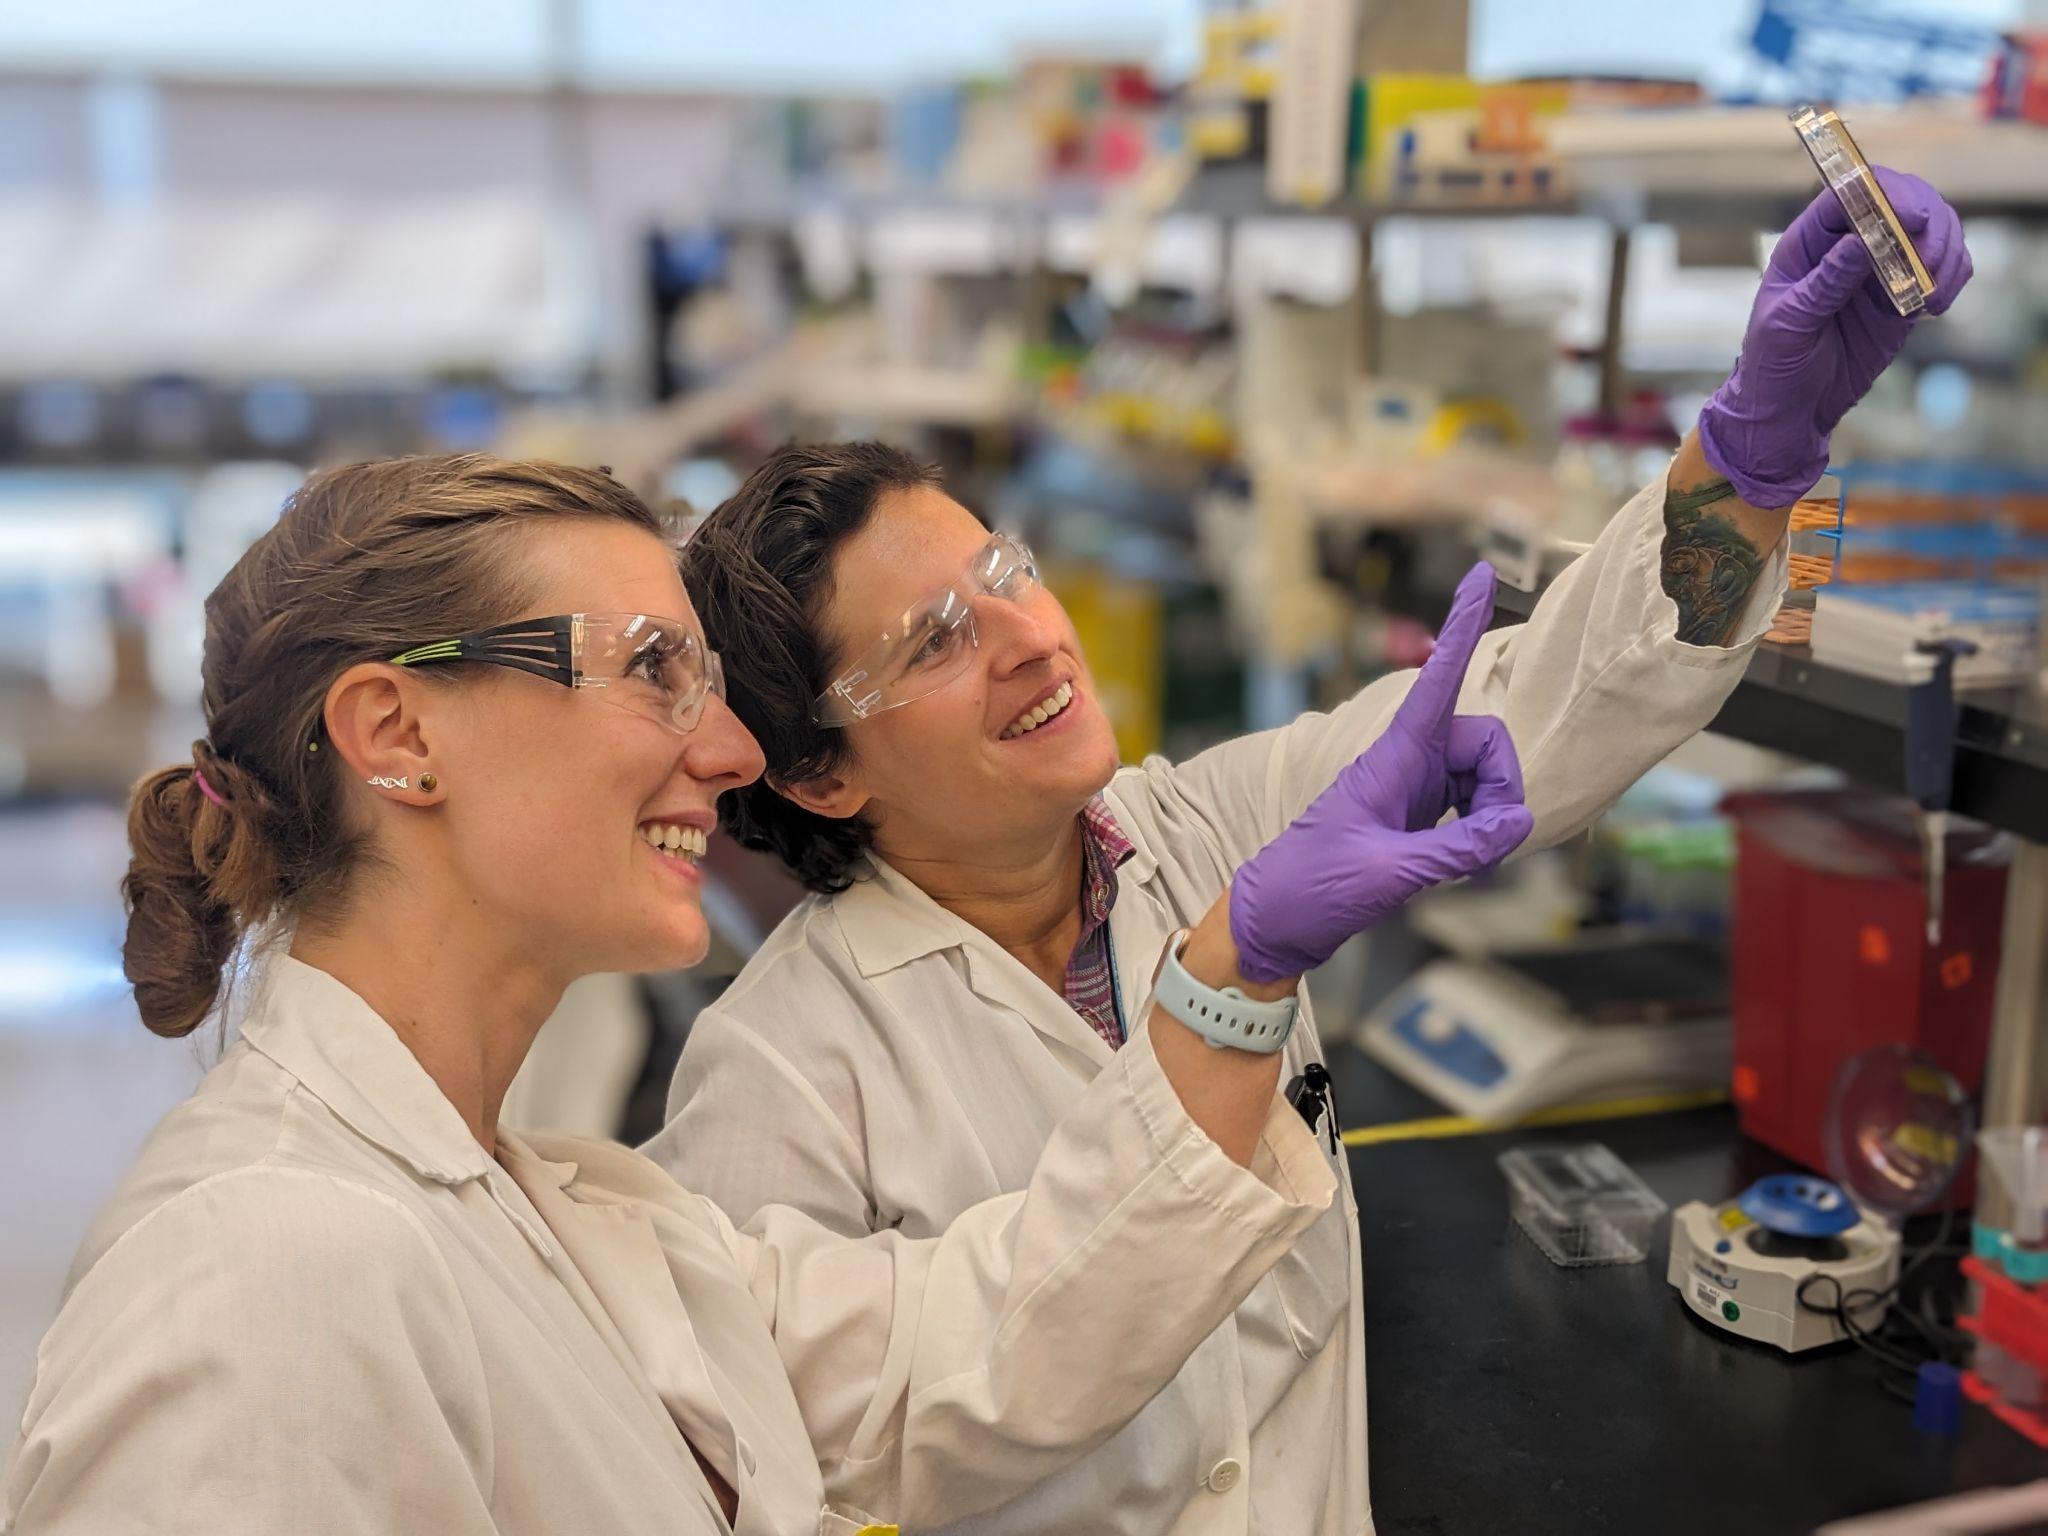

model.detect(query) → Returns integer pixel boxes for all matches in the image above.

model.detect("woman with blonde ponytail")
[1,450,1519,1536]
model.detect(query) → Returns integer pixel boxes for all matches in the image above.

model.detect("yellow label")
[1717,1205,1753,1232]
[853,1527,900,1536]
[1892,1122,1959,1166]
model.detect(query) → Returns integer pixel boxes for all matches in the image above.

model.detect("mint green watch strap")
[1151,929,1298,1054]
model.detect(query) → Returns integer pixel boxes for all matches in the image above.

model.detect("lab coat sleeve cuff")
[1120,1026,1337,1236]
[1628,459,1791,671]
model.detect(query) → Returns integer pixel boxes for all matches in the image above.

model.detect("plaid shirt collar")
[1063,798,1137,1050]
[1077,797,1136,932]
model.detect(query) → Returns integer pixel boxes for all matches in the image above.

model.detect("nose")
[681,693,766,793]
[977,586,1068,679]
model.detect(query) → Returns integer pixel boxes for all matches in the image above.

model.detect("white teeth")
[641,823,708,861]
[1002,682,1076,740]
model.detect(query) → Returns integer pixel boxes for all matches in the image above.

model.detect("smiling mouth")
[1000,681,1076,740]
[640,821,707,863]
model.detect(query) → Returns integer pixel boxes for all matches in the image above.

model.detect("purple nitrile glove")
[1698,168,1973,510]
[1228,562,1536,984]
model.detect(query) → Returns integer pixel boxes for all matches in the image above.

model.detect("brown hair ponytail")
[120,746,284,1038]
[117,454,663,1037]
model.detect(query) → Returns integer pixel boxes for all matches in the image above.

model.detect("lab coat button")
[1204,1458,1243,1493]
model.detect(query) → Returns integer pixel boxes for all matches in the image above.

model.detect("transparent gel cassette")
[1789,104,1935,318]
[1498,1143,1667,1267]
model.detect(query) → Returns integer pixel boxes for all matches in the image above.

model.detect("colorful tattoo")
[1662,478,1764,646]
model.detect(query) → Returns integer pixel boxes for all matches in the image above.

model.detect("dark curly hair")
[682,442,943,894]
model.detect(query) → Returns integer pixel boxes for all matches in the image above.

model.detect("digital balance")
[1357,936,1731,1124]
[1667,1047,1972,1353]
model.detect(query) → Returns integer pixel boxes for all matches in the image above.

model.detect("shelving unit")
[1493,583,2048,842]
[693,103,2048,247]
[1719,642,2048,842]
[660,104,2048,1144]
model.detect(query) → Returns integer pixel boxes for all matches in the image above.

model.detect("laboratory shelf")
[1714,640,2048,844]
[696,106,2048,242]
[1492,584,2048,843]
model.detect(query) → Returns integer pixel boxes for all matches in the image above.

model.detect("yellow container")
[1046,564,1162,763]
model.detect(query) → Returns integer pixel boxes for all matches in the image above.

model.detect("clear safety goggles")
[391,612,725,735]
[813,533,1040,726]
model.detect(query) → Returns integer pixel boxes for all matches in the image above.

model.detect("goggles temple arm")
[392,617,577,686]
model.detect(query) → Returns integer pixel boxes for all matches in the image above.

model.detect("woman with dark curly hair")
[649,174,1972,1535]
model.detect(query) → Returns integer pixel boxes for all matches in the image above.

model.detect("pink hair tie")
[194,770,228,808]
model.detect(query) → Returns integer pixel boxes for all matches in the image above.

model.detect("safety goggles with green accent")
[391,612,724,735]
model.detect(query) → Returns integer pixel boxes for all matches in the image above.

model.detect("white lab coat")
[649,470,1789,1536]
[3,955,1333,1536]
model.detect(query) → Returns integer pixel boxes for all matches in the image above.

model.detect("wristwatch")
[1151,929,1299,1053]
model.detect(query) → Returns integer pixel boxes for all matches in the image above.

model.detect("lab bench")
[1331,1045,2048,1536]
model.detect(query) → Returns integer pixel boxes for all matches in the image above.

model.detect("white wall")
[0,74,744,385]
[0,0,1195,93]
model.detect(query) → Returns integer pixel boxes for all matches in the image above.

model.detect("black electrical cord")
[1793,1202,1973,1404]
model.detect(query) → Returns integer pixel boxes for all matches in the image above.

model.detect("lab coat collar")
[832,855,975,979]
[833,851,1119,1065]
[238,954,496,1187]
[834,796,1157,980]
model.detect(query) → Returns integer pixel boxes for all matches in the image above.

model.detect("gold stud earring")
[419,772,439,794]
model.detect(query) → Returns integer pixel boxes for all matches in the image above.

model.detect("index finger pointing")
[1389,561,1497,738]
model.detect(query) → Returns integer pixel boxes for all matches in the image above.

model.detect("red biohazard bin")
[1721,789,2009,1184]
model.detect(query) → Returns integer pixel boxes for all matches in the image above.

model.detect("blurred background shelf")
[696,107,2048,246]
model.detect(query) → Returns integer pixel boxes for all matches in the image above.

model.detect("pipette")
[1905,638,1975,944]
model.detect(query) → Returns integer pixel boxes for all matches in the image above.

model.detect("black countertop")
[1330,1046,2048,1536]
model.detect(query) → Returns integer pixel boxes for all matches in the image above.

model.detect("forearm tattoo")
[1661,478,1764,646]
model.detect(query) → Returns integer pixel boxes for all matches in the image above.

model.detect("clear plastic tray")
[1789,104,1935,318]
[1498,1143,1668,1267]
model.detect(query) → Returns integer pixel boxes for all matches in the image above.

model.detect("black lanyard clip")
[1286,1061,1339,1154]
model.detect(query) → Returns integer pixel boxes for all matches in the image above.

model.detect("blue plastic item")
[1750,0,1999,103]
[1913,1361,1963,1435]
[1737,1174,1861,1238]
[1388,995,1506,1089]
